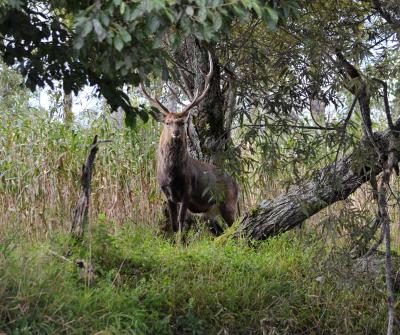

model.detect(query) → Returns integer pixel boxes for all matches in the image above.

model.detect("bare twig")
[363,223,384,258]
[372,0,400,27]
[333,93,359,167]
[48,249,73,263]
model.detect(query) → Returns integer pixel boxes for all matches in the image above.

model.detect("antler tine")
[140,82,170,116]
[176,50,214,117]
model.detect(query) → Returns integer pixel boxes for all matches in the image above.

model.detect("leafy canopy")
[0,0,299,125]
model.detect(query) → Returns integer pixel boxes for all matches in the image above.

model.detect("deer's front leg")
[178,201,188,234]
[167,200,178,232]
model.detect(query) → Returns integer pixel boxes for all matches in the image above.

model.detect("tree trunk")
[176,36,228,165]
[234,123,400,240]
[63,91,73,124]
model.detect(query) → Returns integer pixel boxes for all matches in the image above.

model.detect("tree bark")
[63,90,73,124]
[234,123,400,240]
[175,36,228,165]
[70,136,99,239]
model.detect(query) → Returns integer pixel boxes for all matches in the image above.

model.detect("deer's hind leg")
[219,182,239,227]
[219,202,236,227]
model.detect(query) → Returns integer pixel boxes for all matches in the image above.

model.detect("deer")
[141,51,239,236]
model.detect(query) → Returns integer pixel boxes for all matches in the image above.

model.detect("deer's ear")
[149,108,166,123]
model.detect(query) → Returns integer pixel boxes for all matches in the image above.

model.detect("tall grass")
[0,106,161,239]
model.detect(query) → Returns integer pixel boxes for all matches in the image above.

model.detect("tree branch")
[70,136,111,239]
[335,51,374,140]
[234,118,400,240]
[371,0,400,28]
[373,78,395,130]
[378,159,395,335]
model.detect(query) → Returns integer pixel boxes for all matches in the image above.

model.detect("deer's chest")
[158,172,190,203]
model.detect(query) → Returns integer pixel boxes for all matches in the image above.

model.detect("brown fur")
[157,114,239,234]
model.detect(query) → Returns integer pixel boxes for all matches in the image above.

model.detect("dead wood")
[70,135,99,239]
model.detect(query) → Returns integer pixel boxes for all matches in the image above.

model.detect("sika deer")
[141,51,239,235]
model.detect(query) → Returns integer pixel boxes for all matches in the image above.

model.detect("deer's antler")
[140,82,170,116]
[141,50,213,117]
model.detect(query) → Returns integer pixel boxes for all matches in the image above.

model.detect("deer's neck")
[158,134,189,172]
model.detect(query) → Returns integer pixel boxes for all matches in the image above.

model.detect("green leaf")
[129,6,144,21]
[169,32,180,50]
[125,110,137,128]
[266,7,279,24]
[93,19,106,41]
[81,20,93,37]
[113,0,122,6]
[145,0,166,11]
[210,0,221,8]
[120,2,126,15]
[212,11,222,30]
[120,28,131,43]
[179,16,191,35]
[202,24,214,41]
[115,60,125,70]
[74,37,84,50]
[114,36,124,51]
[163,8,176,23]
[232,4,244,17]
[197,6,207,23]
[148,16,160,33]
[100,13,110,27]
[252,2,262,18]
[138,106,149,122]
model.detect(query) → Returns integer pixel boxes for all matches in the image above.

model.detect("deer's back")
[186,158,238,213]
[157,152,238,213]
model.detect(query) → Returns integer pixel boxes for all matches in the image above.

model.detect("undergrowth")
[0,223,393,335]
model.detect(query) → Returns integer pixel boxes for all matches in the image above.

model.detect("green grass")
[0,223,393,334]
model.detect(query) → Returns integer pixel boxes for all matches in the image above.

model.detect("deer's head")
[141,51,213,142]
